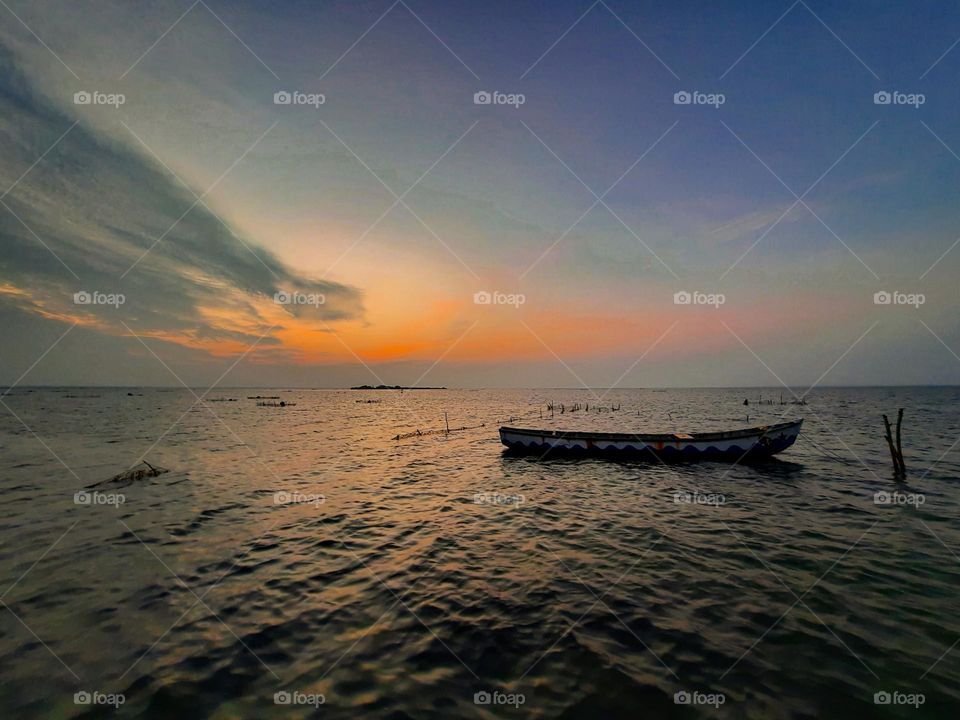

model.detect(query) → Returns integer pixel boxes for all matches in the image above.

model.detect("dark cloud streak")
[0,42,363,354]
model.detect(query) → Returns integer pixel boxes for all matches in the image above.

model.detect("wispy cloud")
[0,42,363,359]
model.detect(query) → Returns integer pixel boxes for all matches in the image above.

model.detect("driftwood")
[88,461,169,489]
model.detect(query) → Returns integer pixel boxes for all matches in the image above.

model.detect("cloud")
[0,42,363,359]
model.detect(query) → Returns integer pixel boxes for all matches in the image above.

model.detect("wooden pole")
[444,412,449,434]
[882,414,903,478]
[895,408,906,475]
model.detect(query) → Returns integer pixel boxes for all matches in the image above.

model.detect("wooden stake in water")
[882,409,906,478]
[895,408,906,475]
[444,412,450,435]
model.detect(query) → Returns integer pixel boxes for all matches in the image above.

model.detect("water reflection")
[0,387,958,718]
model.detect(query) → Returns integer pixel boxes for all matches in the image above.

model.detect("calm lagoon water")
[0,387,958,718]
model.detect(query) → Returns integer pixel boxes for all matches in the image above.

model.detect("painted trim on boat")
[498,419,803,459]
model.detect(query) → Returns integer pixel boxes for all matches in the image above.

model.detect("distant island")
[350,385,447,390]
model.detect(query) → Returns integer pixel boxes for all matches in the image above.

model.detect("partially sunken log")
[88,461,169,489]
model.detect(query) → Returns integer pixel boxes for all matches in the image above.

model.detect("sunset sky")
[2,0,960,387]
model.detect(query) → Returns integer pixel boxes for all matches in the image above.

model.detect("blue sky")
[1,0,960,387]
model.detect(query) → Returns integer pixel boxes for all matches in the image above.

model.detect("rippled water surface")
[1,387,958,718]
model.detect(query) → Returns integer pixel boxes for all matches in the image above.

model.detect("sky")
[2,0,960,388]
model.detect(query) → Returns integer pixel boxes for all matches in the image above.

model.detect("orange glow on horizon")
[0,278,857,369]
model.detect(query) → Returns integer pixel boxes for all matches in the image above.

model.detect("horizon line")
[3,384,960,390]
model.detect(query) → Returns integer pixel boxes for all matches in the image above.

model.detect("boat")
[498,419,803,460]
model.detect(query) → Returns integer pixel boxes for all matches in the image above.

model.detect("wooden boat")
[499,419,803,460]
